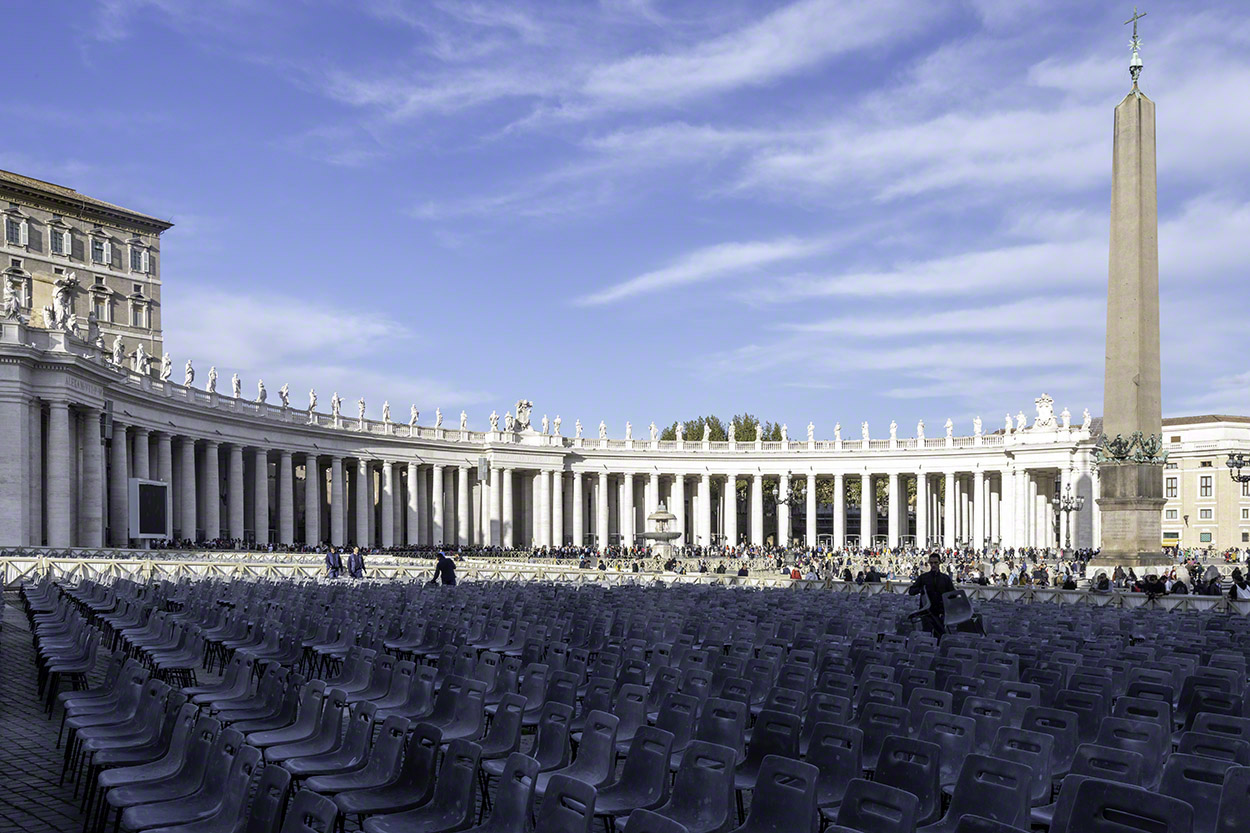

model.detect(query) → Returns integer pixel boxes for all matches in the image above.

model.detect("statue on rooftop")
[256,379,267,403]
[184,359,195,387]
[279,383,290,408]
[489,410,499,431]
[231,373,241,398]
[159,353,172,381]
[207,365,217,393]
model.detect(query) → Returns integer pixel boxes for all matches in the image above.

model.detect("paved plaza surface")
[1,591,98,833]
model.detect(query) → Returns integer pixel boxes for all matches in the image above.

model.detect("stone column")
[943,472,956,548]
[487,467,501,546]
[751,474,763,546]
[536,469,551,548]
[109,423,129,546]
[253,448,269,545]
[133,428,150,480]
[45,401,72,547]
[596,472,609,550]
[276,452,293,545]
[412,460,427,545]
[884,472,899,549]
[226,444,244,540]
[864,473,877,547]
[522,474,534,545]
[380,462,395,548]
[805,473,817,546]
[552,471,564,547]
[724,475,738,547]
[202,441,220,541]
[353,460,369,545]
[672,475,686,546]
[1028,474,1039,548]
[80,408,104,547]
[646,473,659,530]
[458,466,470,546]
[430,464,445,545]
[957,476,968,544]
[697,473,710,547]
[1012,468,1026,548]
[303,455,319,545]
[576,472,590,546]
[502,468,514,548]
[973,469,986,550]
[915,473,928,548]
[27,401,40,546]
[414,465,428,545]
[990,474,1001,545]
[156,432,173,487]
[833,473,845,547]
[329,456,345,546]
[777,472,790,547]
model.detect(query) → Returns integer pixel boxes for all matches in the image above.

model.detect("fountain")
[639,502,681,561]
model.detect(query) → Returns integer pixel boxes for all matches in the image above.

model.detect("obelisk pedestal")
[1089,58,1169,573]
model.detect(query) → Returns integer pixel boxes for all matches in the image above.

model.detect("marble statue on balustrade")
[358,398,367,428]
[1082,408,1091,430]
[781,423,789,442]
[514,400,533,431]
[42,274,78,333]
[889,421,897,441]
[599,420,608,440]
[308,388,317,413]
[460,410,467,431]
[703,423,710,442]
[382,401,390,424]
[1061,407,1071,429]
[133,343,151,375]
[625,421,633,440]
[330,393,342,424]
[184,360,195,387]
[861,422,869,442]
[1004,413,1013,433]
[159,353,172,381]
[650,422,658,442]
[541,414,549,434]
[435,408,443,428]
[553,415,562,435]
[1,275,25,322]
[86,311,100,344]
[974,416,982,436]
[489,410,498,431]
[256,380,267,403]
[728,423,736,443]
[94,334,106,353]
[1032,394,1057,431]
[112,336,126,367]
[505,411,515,431]
[834,422,841,442]
[755,424,763,442]
[917,419,925,440]
[279,383,290,408]
[676,423,685,442]
[575,419,582,438]
[231,373,241,399]
[410,405,419,428]
[206,366,217,393]
[944,418,953,438]
[807,422,815,442]
[1016,411,1026,432]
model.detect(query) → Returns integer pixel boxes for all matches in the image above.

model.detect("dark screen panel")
[138,483,168,535]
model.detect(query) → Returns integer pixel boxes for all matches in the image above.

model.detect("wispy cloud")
[575,236,829,306]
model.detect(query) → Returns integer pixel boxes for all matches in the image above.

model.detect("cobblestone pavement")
[1,590,100,833]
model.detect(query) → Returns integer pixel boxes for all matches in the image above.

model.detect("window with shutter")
[141,249,150,272]
[18,220,28,246]
[3,219,18,245]
[51,229,64,255]
[102,240,111,264]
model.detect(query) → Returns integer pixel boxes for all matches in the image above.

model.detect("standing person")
[907,553,956,638]
[324,548,343,579]
[1230,569,1250,601]
[348,547,365,579]
[429,551,457,586]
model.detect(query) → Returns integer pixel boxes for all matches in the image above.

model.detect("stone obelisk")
[1093,9,1168,570]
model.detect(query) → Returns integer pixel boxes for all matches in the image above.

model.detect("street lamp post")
[1051,483,1086,551]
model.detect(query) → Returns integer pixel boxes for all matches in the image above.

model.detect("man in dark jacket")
[429,551,457,586]
[347,548,365,579]
[324,548,343,579]
[908,553,956,637]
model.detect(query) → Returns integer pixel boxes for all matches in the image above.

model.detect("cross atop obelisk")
[1126,7,1146,85]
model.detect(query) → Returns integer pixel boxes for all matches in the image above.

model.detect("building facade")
[1160,416,1250,550]
[1,170,171,359]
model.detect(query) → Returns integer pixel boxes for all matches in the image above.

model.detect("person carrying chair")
[907,553,957,638]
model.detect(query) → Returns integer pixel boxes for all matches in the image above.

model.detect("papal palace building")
[1,173,1247,553]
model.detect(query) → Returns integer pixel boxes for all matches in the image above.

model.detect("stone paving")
[1,590,101,833]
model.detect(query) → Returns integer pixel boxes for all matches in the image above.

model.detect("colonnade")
[8,393,1097,552]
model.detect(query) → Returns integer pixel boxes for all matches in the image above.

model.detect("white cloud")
[575,236,829,306]
[782,296,1103,336]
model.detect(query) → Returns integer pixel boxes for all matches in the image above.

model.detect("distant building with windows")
[1,169,173,357]
[1160,416,1250,550]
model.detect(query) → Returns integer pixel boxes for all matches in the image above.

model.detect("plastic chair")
[1215,764,1250,833]
[464,753,538,833]
[857,703,909,771]
[280,789,340,833]
[307,715,411,795]
[917,754,1032,833]
[594,726,676,827]
[917,711,976,791]
[361,738,481,833]
[1021,707,1080,779]
[727,755,818,833]
[1049,779,1193,833]
[122,743,263,832]
[1177,731,1250,765]
[534,775,597,833]
[1094,717,1169,789]
[799,694,851,755]
[1159,753,1237,833]
[808,722,862,823]
[632,740,736,833]
[907,688,954,735]
[875,735,943,825]
[950,816,1030,833]
[334,723,443,824]
[246,682,327,749]
[693,698,747,768]
[824,778,919,833]
[285,700,378,779]
[267,688,349,764]
[990,727,1054,806]
[535,711,619,799]
[242,762,293,833]
[960,697,1009,756]
[621,809,689,833]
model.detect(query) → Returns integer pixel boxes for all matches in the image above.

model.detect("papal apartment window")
[130,303,145,328]
[1165,477,1177,498]
[5,216,27,246]
[50,227,70,256]
[10,258,21,270]
[91,237,111,264]
[1200,508,1213,520]
[129,247,149,273]
[1200,475,1212,497]
[94,275,105,286]
[1165,509,1178,520]
[93,298,107,321]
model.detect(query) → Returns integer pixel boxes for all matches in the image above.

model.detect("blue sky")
[6,0,1248,435]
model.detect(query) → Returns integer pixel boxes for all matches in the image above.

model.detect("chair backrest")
[1069,743,1146,785]
[991,726,1055,805]
[1178,731,1250,764]
[875,735,942,825]
[243,758,292,833]
[663,739,736,830]
[533,702,574,771]
[1159,752,1237,833]
[615,726,675,806]
[279,789,339,833]
[1194,714,1250,743]
[907,687,954,731]
[570,711,619,783]
[952,814,1037,832]
[746,709,800,765]
[654,692,698,750]
[623,808,690,833]
[484,692,527,753]
[944,753,1032,829]
[917,710,976,788]
[485,753,539,832]
[1216,764,1250,833]
[399,722,443,800]
[741,755,820,833]
[696,697,747,759]
[1050,779,1194,833]
[834,777,920,833]
[1053,689,1107,739]
[534,774,596,833]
